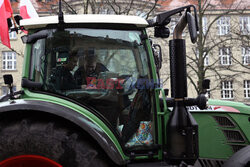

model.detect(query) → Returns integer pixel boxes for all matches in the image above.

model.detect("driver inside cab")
[49,50,84,91]
[74,51,108,86]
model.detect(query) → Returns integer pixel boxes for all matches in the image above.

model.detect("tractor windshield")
[30,28,154,147]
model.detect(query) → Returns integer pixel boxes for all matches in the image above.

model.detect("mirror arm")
[147,5,198,27]
[173,11,187,39]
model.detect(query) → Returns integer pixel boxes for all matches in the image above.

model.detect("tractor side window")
[30,39,45,82]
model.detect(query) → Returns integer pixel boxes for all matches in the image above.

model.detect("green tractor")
[0,4,249,167]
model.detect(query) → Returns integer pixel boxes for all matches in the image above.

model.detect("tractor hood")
[188,99,250,115]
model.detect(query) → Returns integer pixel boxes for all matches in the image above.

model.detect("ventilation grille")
[223,130,245,143]
[213,116,235,128]
[230,145,246,153]
[197,158,225,167]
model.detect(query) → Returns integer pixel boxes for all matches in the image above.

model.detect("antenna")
[58,0,64,24]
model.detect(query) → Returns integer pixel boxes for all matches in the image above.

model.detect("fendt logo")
[187,105,240,113]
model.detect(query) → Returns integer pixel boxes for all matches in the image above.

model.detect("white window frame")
[136,11,147,19]
[240,16,250,35]
[9,19,17,39]
[2,51,17,70]
[9,31,17,39]
[221,81,234,99]
[169,17,185,36]
[204,54,209,66]
[202,16,207,34]
[1,86,16,95]
[169,17,178,35]
[99,7,115,14]
[242,46,250,65]
[219,47,231,65]
[196,49,209,66]
[244,80,250,98]
[217,17,230,35]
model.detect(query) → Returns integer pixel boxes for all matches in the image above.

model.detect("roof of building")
[11,0,57,14]
[20,14,149,29]
[158,0,250,11]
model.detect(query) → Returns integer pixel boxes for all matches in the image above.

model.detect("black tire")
[0,113,111,167]
[222,146,250,167]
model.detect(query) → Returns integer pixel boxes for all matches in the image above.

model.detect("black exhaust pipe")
[166,39,199,165]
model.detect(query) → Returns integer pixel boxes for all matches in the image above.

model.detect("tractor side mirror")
[21,30,49,44]
[3,74,14,98]
[7,18,12,29]
[202,79,210,90]
[14,15,23,26]
[154,26,170,38]
[202,79,210,94]
[3,74,13,86]
[187,12,198,43]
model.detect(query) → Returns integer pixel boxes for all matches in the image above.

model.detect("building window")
[99,7,114,14]
[169,17,178,35]
[2,51,17,70]
[244,80,250,98]
[9,19,17,39]
[1,86,16,95]
[169,17,185,36]
[219,47,231,65]
[242,46,250,65]
[38,0,51,2]
[240,16,250,35]
[136,11,147,19]
[196,48,209,66]
[206,89,211,98]
[204,55,209,66]
[202,17,207,34]
[9,31,17,39]
[221,81,233,99]
[217,17,230,35]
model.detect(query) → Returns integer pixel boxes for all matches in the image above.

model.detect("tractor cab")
[21,14,157,151]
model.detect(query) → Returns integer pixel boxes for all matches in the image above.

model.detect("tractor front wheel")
[0,114,110,167]
[0,155,62,167]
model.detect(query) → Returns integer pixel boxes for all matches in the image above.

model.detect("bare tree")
[182,0,250,98]
[57,0,159,18]
[153,0,250,101]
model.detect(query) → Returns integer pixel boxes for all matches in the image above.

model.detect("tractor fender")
[0,99,125,165]
[222,146,250,167]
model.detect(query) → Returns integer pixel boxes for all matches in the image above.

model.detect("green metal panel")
[192,113,233,159]
[21,89,129,161]
[22,44,32,78]
[229,113,250,143]
[144,31,164,160]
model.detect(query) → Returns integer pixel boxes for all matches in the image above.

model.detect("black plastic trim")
[223,146,250,167]
[0,99,125,165]
[196,158,225,167]
[222,129,245,143]
[28,23,145,32]
[212,115,236,128]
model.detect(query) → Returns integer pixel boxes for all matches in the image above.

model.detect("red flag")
[20,0,38,19]
[0,0,13,48]
[20,0,38,34]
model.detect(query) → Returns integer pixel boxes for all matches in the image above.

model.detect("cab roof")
[20,14,149,30]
